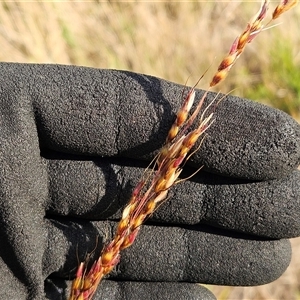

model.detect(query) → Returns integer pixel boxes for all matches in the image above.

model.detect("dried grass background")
[0,1,299,299]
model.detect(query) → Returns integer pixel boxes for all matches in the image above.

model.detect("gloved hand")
[0,63,299,300]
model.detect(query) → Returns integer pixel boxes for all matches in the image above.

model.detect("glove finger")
[45,279,216,300]
[45,155,154,220]
[44,219,291,286]
[45,156,300,239]
[4,64,298,180]
[155,168,300,239]
[200,169,300,239]
[0,65,49,299]
[194,94,300,180]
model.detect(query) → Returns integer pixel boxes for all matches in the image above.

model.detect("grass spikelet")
[272,0,299,19]
[69,1,298,299]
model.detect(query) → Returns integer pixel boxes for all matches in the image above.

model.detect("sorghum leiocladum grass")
[69,1,298,299]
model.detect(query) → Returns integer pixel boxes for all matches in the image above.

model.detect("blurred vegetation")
[0,1,299,299]
[0,1,299,121]
[242,37,300,120]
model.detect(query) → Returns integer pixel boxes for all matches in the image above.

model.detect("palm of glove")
[0,63,299,300]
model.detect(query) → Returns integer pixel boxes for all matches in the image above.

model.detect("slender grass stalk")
[68,1,298,299]
[210,0,298,87]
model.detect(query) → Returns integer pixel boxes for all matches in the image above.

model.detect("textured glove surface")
[0,63,299,300]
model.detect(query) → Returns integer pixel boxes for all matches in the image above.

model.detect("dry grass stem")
[69,1,298,299]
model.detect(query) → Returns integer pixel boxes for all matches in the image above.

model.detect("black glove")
[0,63,299,300]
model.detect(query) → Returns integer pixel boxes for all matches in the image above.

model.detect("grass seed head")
[69,1,298,299]
[273,0,299,19]
[167,124,179,141]
[132,213,146,229]
[143,199,156,215]
[153,189,168,204]
[117,218,129,235]
[210,69,229,87]
[120,228,140,250]
[101,250,117,267]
